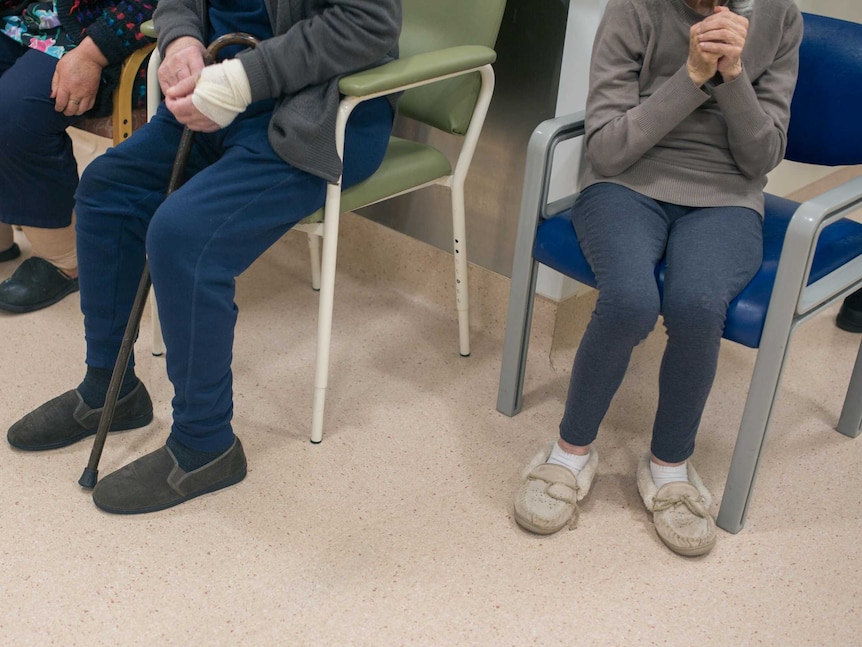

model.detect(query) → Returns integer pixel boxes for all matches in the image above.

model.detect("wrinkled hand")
[158,37,206,95]
[165,81,221,132]
[687,20,719,85]
[694,6,749,83]
[159,37,219,131]
[51,38,107,116]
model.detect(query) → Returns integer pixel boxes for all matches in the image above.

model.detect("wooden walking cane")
[79,32,260,489]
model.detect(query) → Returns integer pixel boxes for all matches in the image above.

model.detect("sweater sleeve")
[236,0,401,103]
[711,6,803,179]
[83,1,158,66]
[585,0,710,178]
[153,0,207,55]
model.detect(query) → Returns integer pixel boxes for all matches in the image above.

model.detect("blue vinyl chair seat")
[534,193,862,349]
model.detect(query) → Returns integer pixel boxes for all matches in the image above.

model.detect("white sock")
[547,442,590,476]
[650,460,688,489]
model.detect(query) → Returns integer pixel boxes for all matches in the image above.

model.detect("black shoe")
[92,437,247,514]
[7,382,153,451]
[0,242,20,262]
[0,256,78,313]
[837,288,862,333]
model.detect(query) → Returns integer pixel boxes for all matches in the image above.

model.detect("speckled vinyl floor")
[1,142,861,645]
[5,130,862,647]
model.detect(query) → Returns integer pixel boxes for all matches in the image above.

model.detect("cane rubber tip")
[79,469,98,490]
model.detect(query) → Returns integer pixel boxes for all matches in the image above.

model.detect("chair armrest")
[338,45,496,98]
[528,111,587,154]
[522,111,586,221]
[783,174,862,314]
[140,20,156,39]
[111,41,156,146]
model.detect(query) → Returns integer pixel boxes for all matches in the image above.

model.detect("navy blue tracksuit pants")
[75,98,393,453]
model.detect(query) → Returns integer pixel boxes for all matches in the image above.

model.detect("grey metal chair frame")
[497,111,862,534]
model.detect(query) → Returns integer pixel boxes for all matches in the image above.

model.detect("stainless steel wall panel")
[358,0,570,278]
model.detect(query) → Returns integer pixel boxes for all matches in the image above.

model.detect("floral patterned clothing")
[1,0,156,113]
[2,0,156,60]
[2,3,74,59]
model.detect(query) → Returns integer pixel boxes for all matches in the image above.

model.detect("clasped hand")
[687,6,749,86]
[158,37,221,132]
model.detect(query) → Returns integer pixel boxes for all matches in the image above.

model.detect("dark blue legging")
[560,182,763,463]
[76,98,393,453]
[0,35,78,228]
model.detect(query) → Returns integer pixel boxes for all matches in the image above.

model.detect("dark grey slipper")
[92,438,247,514]
[7,382,153,451]
[0,256,79,313]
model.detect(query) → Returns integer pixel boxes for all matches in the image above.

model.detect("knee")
[146,208,202,278]
[76,154,119,209]
[663,294,727,339]
[146,212,180,267]
[594,289,660,342]
[0,94,36,152]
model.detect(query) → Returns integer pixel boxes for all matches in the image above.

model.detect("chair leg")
[145,44,164,361]
[310,185,342,443]
[151,291,165,357]
[496,258,539,417]
[451,183,470,357]
[716,331,792,534]
[307,232,321,292]
[837,336,862,438]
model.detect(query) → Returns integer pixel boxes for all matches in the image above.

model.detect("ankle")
[649,459,688,489]
[78,366,140,409]
[167,435,233,472]
[547,440,591,476]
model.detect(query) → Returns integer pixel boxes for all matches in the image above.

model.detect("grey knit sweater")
[153,0,401,183]
[580,0,802,214]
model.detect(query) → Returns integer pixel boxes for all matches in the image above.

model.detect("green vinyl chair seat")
[299,137,452,225]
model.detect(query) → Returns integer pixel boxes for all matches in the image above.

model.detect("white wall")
[795,0,862,22]
[537,0,860,301]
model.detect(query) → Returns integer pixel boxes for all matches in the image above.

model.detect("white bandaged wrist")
[192,58,252,128]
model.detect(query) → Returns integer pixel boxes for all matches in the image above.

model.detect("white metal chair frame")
[146,47,496,443]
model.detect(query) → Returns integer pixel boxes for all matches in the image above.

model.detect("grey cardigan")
[153,0,401,182]
[580,0,802,214]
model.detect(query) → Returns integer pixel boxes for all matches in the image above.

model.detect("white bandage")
[192,58,252,128]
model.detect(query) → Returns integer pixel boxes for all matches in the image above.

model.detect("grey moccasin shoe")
[92,437,247,514]
[636,454,716,557]
[7,382,153,451]
[514,443,598,535]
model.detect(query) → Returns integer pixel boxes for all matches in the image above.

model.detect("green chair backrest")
[397,0,507,136]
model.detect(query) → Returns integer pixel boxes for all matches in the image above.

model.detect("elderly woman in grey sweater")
[514,0,802,556]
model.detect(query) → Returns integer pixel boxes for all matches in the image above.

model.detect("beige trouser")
[20,216,78,277]
[0,222,13,251]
